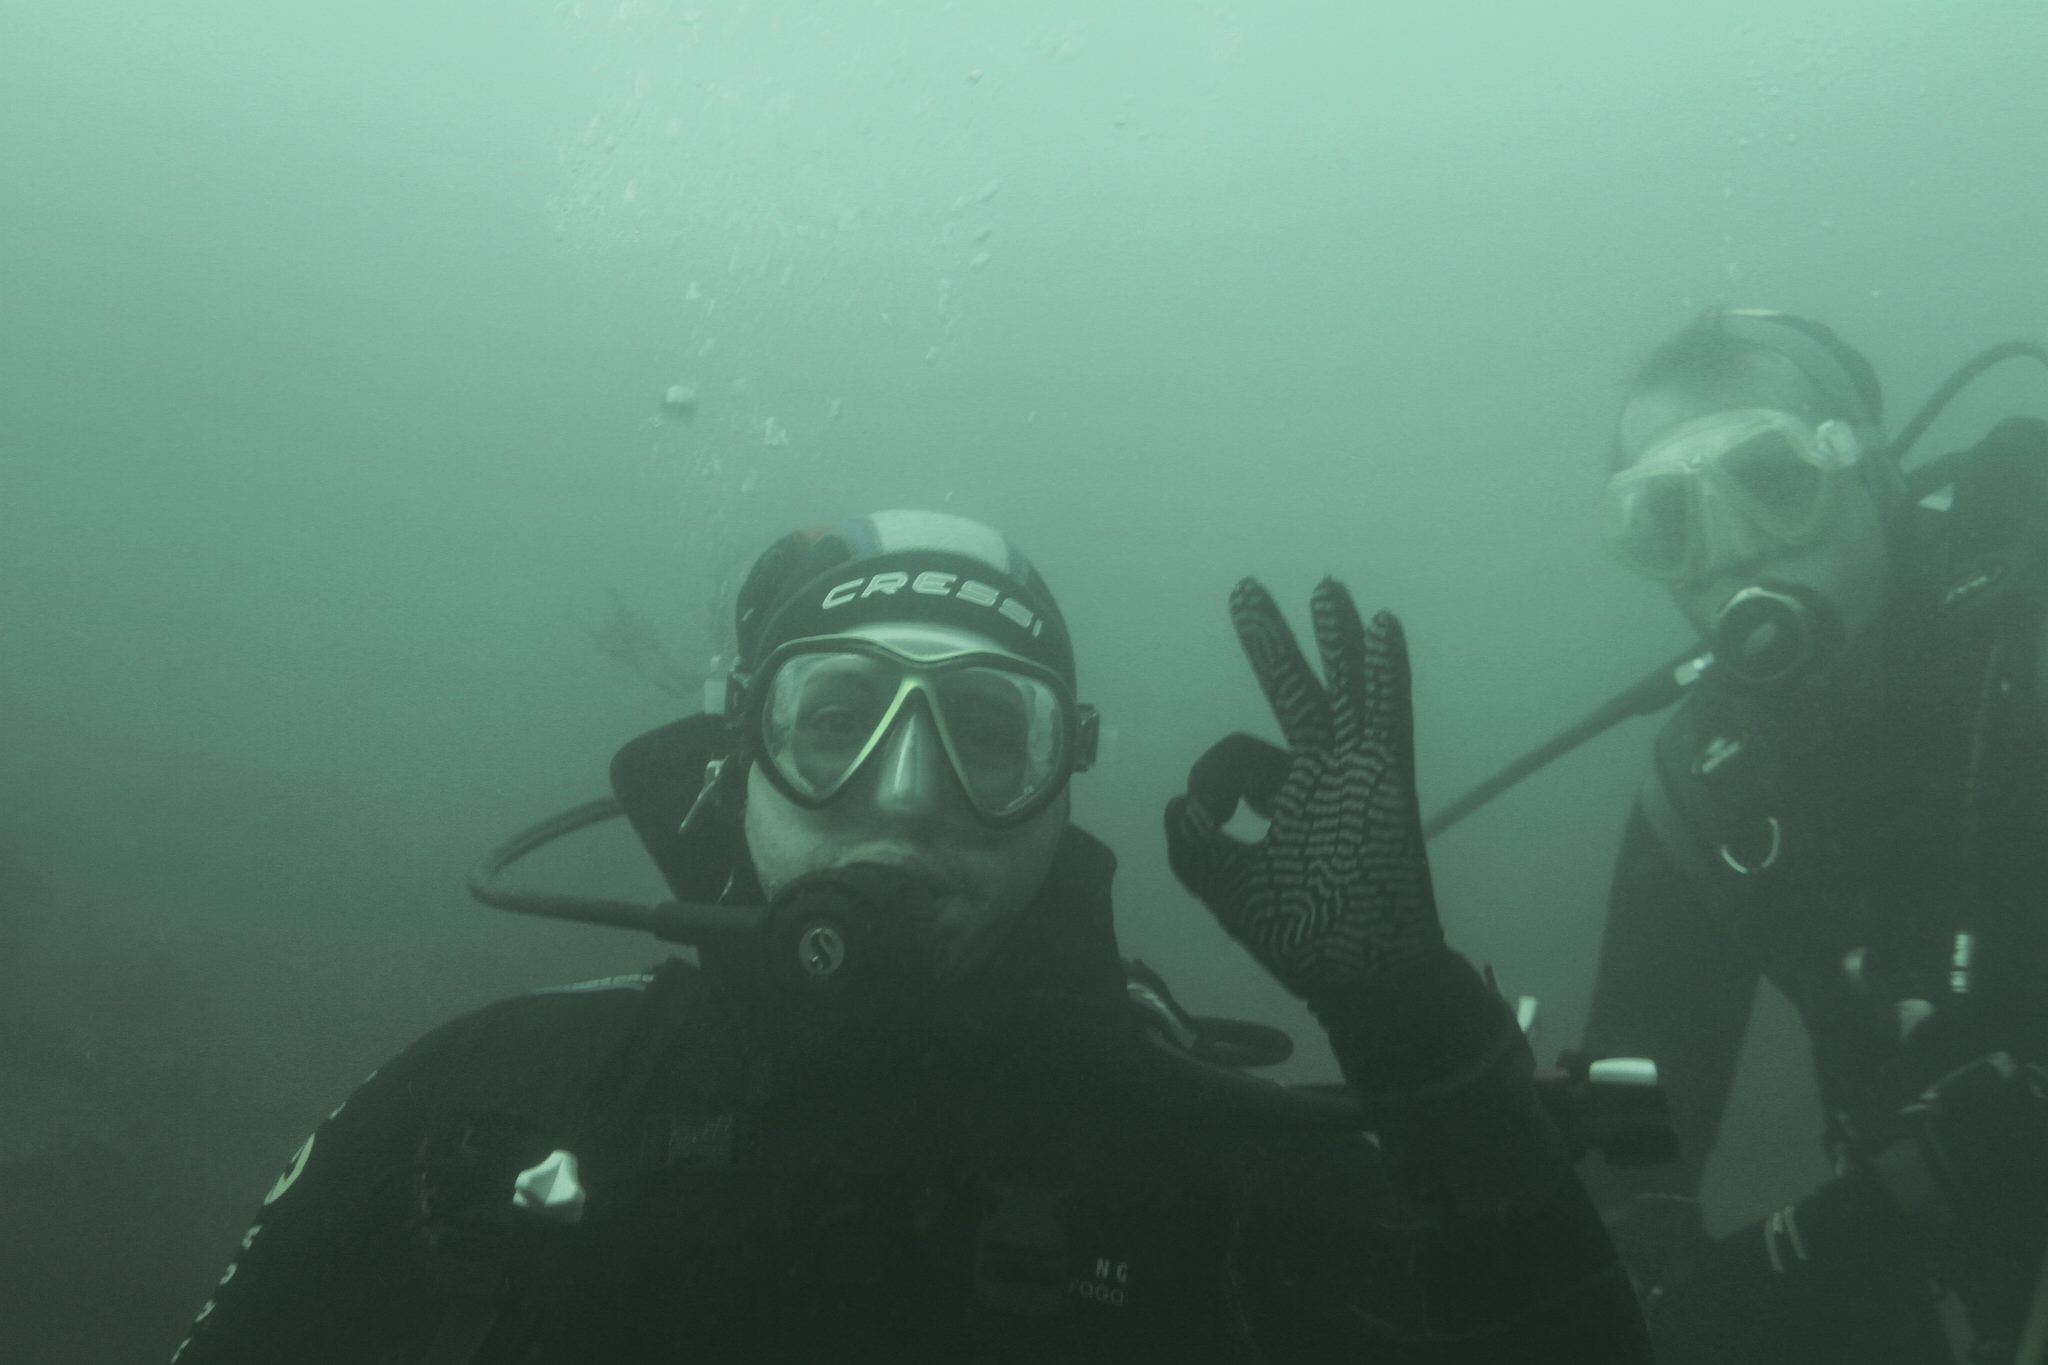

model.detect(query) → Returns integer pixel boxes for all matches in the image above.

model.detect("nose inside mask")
[869,704,948,812]
[1692,485,1775,570]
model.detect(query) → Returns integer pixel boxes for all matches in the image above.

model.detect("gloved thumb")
[1186,731,1292,823]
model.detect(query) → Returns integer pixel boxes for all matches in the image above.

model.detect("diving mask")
[729,632,1098,827]
[1604,408,1865,582]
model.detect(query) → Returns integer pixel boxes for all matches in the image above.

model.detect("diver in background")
[1581,308,2048,1362]
[173,509,1650,1363]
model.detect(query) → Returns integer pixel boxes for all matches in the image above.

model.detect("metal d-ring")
[1719,817,1783,875]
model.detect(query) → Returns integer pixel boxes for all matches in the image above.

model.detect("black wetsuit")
[175,827,1648,1363]
[1581,419,2048,1362]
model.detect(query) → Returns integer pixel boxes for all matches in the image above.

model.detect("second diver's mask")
[727,626,1099,828]
[1602,407,1867,583]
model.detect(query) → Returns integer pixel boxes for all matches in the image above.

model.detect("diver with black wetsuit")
[172,510,1651,1363]
[1581,309,2048,1363]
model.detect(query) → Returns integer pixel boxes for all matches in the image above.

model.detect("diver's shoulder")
[1977,413,2048,450]
[521,969,664,1000]
[392,960,690,1083]
[465,960,686,1033]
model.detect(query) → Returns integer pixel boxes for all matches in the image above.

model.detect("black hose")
[466,797,756,947]
[1895,341,2048,499]
[467,798,645,926]
[1422,643,1711,839]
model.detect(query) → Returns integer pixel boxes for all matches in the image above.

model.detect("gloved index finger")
[1228,577,1331,752]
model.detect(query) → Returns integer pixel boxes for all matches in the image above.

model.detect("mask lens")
[761,653,897,801]
[1606,410,1851,580]
[1604,468,1696,578]
[1720,427,1824,531]
[931,666,1067,819]
[756,646,1073,821]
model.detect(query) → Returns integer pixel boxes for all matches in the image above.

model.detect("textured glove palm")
[1166,577,1444,996]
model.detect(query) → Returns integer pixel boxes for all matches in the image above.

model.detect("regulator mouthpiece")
[763,864,942,1012]
[1711,584,1845,688]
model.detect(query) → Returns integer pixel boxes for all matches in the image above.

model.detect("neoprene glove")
[1166,577,1445,997]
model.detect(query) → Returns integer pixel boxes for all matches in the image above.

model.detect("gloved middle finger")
[1229,577,1331,753]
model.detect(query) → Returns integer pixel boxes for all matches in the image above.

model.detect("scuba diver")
[171,509,1652,1363]
[1578,308,2048,1363]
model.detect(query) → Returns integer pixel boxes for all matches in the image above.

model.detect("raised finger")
[1361,608,1416,774]
[1228,577,1331,752]
[1310,578,1370,751]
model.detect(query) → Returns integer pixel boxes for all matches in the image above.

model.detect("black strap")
[1637,759,1747,941]
[1636,692,1800,973]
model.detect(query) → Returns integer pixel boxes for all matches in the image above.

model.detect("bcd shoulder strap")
[1638,694,1791,966]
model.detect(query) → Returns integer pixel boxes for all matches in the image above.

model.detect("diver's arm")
[1223,951,1652,1362]
[1325,950,1654,1362]
[1167,579,1650,1357]
[168,1041,451,1363]
[1579,803,1760,1210]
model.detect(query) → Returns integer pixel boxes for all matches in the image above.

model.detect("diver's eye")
[798,702,880,748]
[948,700,1028,762]
[776,660,893,754]
[937,671,1036,774]
[1725,432,1822,512]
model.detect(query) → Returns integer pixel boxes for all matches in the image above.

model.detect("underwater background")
[4,3,2046,1357]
